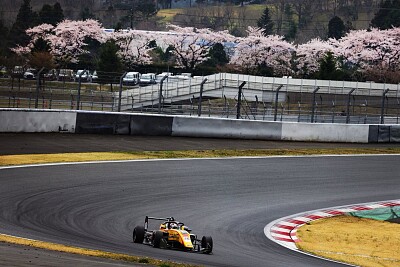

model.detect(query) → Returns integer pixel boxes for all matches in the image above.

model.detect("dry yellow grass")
[0,152,148,166]
[0,234,198,267]
[297,215,400,267]
[1,148,400,166]
[157,8,182,22]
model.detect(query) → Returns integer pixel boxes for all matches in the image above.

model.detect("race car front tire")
[153,230,164,248]
[133,225,145,243]
[201,236,213,254]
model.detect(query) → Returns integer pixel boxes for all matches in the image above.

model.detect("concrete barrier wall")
[172,116,282,140]
[0,109,76,133]
[76,111,130,134]
[1,109,399,143]
[368,125,400,143]
[130,114,173,136]
[390,125,400,143]
[281,122,370,143]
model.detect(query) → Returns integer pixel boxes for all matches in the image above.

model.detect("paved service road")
[1,155,400,266]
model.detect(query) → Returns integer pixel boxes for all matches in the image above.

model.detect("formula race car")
[132,216,213,254]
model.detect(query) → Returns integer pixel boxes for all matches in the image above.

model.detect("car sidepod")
[167,229,193,249]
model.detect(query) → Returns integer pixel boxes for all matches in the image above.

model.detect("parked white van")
[139,73,157,85]
[123,72,140,85]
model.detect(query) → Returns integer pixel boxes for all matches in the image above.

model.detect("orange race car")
[132,216,213,254]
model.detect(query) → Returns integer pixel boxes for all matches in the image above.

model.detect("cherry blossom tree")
[163,24,235,70]
[11,23,54,57]
[295,38,336,77]
[111,30,156,68]
[335,27,400,72]
[13,19,105,66]
[229,27,295,76]
[48,19,105,65]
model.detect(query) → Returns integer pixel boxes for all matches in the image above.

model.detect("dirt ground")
[1,133,399,155]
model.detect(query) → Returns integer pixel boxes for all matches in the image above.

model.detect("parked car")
[156,72,173,82]
[123,72,140,85]
[44,69,58,80]
[58,69,74,81]
[74,70,90,82]
[139,73,156,86]
[12,66,24,78]
[90,70,98,83]
[0,67,9,78]
[23,68,36,80]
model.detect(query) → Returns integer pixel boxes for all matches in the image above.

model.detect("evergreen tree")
[317,52,344,80]
[80,7,95,20]
[0,19,8,56]
[284,4,297,41]
[257,7,274,36]
[39,4,53,24]
[137,2,157,19]
[97,40,123,84]
[31,38,51,53]
[205,43,228,67]
[39,3,64,26]
[328,16,346,39]
[9,0,38,47]
[371,0,400,29]
[52,3,65,23]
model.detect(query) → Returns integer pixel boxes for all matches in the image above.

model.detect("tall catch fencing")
[0,72,116,111]
[1,72,399,124]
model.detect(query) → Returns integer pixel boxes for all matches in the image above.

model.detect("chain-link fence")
[1,71,399,124]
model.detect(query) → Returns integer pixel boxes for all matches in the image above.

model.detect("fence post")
[76,70,88,110]
[118,72,127,112]
[198,78,208,117]
[35,67,45,108]
[297,101,301,122]
[255,95,259,117]
[70,94,74,109]
[158,75,168,113]
[345,88,356,123]
[381,89,390,124]
[49,90,52,109]
[273,85,284,121]
[236,81,246,119]
[28,91,32,108]
[310,87,320,123]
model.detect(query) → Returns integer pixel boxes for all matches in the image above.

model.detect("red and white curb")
[264,199,400,251]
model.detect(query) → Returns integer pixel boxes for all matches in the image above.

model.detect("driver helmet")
[170,223,178,229]
[160,223,166,230]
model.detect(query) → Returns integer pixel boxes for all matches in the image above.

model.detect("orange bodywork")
[159,224,193,249]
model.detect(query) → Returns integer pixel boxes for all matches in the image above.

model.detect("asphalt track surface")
[1,134,400,267]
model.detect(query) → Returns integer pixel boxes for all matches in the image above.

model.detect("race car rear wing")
[144,216,176,230]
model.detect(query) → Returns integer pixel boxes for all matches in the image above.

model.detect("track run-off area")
[1,155,400,266]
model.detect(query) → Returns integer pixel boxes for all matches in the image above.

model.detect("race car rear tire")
[201,236,213,254]
[133,226,145,243]
[153,230,164,248]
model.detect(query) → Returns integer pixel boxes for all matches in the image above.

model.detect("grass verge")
[0,234,197,267]
[1,147,400,166]
[297,215,400,267]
